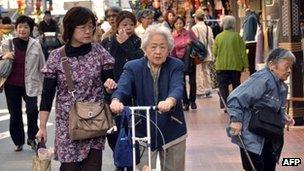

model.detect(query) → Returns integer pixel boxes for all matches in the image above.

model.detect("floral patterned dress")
[41,43,114,162]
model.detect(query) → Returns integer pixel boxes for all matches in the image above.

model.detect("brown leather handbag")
[60,47,114,141]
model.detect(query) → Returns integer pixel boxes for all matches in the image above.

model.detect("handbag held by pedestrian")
[60,46,114,141]
[0,39,14,78]
[32,139,52,171]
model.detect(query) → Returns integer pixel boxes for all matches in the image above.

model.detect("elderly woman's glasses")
[76,25,96,32]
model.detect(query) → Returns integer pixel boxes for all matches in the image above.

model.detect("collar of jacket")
[144,55,172,69]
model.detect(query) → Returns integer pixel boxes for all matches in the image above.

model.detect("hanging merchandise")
[48,0,53,11]
[24,0,34,15]
[35,0,42,16]
[17,0,25,15]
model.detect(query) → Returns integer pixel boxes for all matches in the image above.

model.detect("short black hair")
[115,11,137,30]
[2,16,12,24]
[15,15,35,34]
[62,6,96,42]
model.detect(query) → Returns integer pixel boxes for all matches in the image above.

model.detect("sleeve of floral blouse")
[101,47,115,70]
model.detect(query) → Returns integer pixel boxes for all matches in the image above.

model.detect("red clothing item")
[6,46,26,87]
[172,29,197,59]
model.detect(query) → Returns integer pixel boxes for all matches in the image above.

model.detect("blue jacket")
[227,67,287,156]
[242,11,258,41]
[112,57,187,150]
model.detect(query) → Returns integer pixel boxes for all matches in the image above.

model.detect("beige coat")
[192,21,214,62]
[1,37,45,96]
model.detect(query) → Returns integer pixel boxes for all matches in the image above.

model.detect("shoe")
[14,145,23,152]
[205,91,212,98]
[190,102,197,109]
[27,139,37,150]
[183,104,189,111]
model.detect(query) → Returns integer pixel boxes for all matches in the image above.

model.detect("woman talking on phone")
[101,10,144,171]
[101,10,144,82]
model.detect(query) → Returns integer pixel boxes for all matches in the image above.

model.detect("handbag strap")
[60,46,75,97]
[120,107,132,129]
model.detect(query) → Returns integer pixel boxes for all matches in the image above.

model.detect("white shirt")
[135,24,146,39]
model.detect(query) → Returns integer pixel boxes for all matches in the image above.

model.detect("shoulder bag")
[0,39,14,78]
[248,73,285,139]
[60,47,114,141]
[193,25,209,65]
[248,106,284,139]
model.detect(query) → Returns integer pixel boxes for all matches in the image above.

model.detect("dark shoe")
[14,145,23,152]
[205,91,212,98]
[190,102,197,109]
[27,139,37,150]
[183,104,189,111]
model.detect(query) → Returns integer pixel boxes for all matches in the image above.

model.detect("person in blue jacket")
[242,8,259,41]
[110,24,187,171]
[227,48,295,171]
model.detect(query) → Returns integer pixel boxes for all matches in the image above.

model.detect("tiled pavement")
[184,93,304,171]
[1,91,302,170]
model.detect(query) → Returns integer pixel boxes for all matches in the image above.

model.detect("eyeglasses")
[106,14,118,19]
[75,25,96,32]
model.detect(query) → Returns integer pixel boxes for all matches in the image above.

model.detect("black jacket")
[101,34,144,81]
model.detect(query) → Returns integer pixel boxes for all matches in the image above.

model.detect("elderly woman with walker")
[110,24,187,171]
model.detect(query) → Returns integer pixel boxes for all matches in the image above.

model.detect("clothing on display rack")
[255,25,264,64]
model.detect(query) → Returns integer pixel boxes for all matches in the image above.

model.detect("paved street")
[0,92,303,170]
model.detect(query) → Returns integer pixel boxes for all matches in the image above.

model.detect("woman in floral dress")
[36,7,116,170]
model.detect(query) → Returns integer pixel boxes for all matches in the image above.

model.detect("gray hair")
[266,48,296,65]
[221,15,236,30]
[104,6,122,16]
[141,24,174,53]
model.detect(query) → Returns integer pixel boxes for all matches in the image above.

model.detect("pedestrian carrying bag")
[60,47,114,141]
[248,106,284,139]
[192,25,209,65]
[248,72,285,139]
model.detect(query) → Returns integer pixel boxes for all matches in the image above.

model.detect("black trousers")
[240,139,276,171]
[183,65,196,105]
[4,84,39,146]
[216,70,241,108]
[60,148,102,171]
[246,42,257,75]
